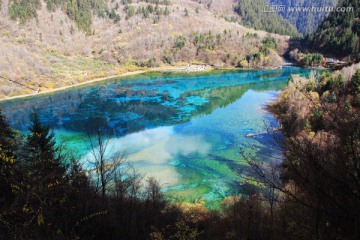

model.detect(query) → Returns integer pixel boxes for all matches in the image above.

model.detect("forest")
[9,0,109,33]
[234,0,299,37]
[9,0,172,33]
[269,0,338,35]
[307,0,360,61]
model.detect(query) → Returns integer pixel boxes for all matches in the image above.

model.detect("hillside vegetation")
[0,0,290,99]
[269,0,338,35]
[307,0,360,61]
[268,63,360,239]
[234,0,299,36]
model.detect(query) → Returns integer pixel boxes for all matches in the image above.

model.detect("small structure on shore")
[324,58,347,68]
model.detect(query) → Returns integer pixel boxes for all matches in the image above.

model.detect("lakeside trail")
[0,65,214,102]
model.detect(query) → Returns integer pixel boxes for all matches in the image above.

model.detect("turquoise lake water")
[0,67,311,207]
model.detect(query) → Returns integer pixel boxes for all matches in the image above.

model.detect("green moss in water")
[166,184,212,203]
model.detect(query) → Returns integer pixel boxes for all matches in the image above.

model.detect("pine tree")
[0,109,17,210]
[23,112,65,184]
[0,109,16,156]
[308,0,360,60]
[0,110,20,239]
[15,112,68,237]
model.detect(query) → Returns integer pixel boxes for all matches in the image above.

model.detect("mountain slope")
[269,0,338,35]
[0,0,291,99]
[307,0,360,61]
[234,0,299,36]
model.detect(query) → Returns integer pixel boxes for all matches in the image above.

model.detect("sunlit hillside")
[0,0,289,98]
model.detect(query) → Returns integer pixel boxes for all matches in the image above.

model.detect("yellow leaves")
[37,213,44,226]
[175,201,208,221]
[0,153,15,164]
[221,195,241,207]
[149,231,165,240]
[22,207,30,214]
[76,76,85,83]
[309,91,320,102]
[44,82,55,89]
[79,211,108,224]
[125,64,141,72]
[115,65,144,75]
[10,183,20,193]
[308,131,316,139]
[0,147,16,166]
[238,59,248,68]
[47,180,63,188]
[244,176,266,188]
[46,46,59,55]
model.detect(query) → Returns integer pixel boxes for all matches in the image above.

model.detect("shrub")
[162,55,173,65]
[259,46,270,56]
[137,58,158,68]
[262,35,277,49]
[349,70,360,94]
[9,0,40,23]
[301,53,324,67]
[173,35,187,50]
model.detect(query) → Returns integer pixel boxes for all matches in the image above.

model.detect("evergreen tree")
[23,112,64,181]
[269,0,338,35]
[15,112,68,237]
[235,0,299,36]
[0,110,16,149]
[0,109,17,221]
[308,0,360,61]
[9,0,40,23]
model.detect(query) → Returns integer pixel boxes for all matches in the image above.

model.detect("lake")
[0,67,311,207]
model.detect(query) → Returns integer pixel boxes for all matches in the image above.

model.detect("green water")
[0,67,311,207]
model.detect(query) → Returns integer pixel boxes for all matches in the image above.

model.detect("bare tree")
[144,177,163,203]
[239,123,284,240]
[245,160,281,240]
[87,129,126,199]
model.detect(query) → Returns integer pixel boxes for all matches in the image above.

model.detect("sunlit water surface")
[0,67,311,207]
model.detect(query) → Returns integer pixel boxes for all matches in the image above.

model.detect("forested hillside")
[235,0,299,36]
[307,0,360,61]
[0,0,290,99]
[268,0,338,35]
[8,0,109,33]
[269,63,360,239]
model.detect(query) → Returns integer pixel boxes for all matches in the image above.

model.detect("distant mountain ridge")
[307,0,360,61]
[268,0,338,35]
[235,0,299,36]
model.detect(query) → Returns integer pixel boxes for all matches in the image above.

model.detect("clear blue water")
[0,67,311,207]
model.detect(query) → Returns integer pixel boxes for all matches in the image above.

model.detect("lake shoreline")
[0,66,310,207]
[0,65,217,102]
[0,63,291,102]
